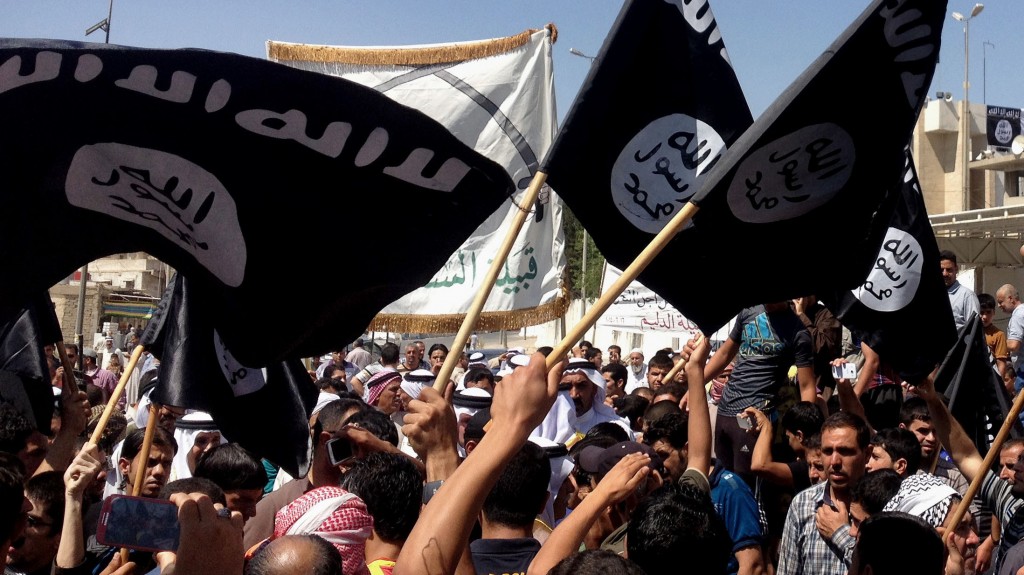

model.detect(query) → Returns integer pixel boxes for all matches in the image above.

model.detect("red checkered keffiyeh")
[366,370,402,407]
[274,486,374,575]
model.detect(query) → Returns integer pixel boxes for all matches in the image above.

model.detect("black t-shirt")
[469,537,542,575]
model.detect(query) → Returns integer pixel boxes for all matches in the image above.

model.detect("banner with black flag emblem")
[821,152,956,382]
[544,0,752,267]
[544,0,946,336]
[141,274,318,478]
[932,313,1021,455]
[0,39,514,366]
[0,292,64,432]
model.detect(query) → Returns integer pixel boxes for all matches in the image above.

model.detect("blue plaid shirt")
[777,482,855,575]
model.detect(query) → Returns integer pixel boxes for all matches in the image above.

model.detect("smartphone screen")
[97,495,180,553]
[327,437,353,466]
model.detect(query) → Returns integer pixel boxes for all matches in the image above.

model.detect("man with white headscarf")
[170,411,227,481]
[625,348,648,393]
[527,436,574,542]
[452,387,492,457]
[561,358,632,438]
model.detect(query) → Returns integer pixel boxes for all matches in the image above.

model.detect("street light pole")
[983,40,994,106]
[952,3,984,211]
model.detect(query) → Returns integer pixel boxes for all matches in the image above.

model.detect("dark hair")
[608,345,622,355]
[978,292,996,311]
[855,512,944,575]
[194,443,268,491]
[0,403,34,454]
[647,354,674,372]
[569,432,621,490]
[121,426,177,461]
[341,452,423,543]
[343,409,399,447]
[602,362,627,384]
[314,398,366,438]
[870,428,923,476]
[584,347,603,361]
[643,400,682,428]
[482,441,550,528]
[631,387,655,401]
[25,470,65,536]
[644,412,688,450]
[427,343,449,358]
[652,382,685,402]
[579,340,593,350]
[899,396,931,426]
[627,482,732,575]
[781,401,825,439]
[851,469,901,514]
[549,549,646,575]
[247,534,342,575]
[536,346,553,357]
[159,477,227,505]
[805,433,822,451]
[587,422,630,444]
[821,411,870,449]
[464,367,495,387]
[379,342,400,364]
[939,250,957,266]
[614,395,650,431]
[0,452,26,544]
[315,377,343,392]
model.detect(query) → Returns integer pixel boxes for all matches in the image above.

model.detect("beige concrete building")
[914,96,1024,325]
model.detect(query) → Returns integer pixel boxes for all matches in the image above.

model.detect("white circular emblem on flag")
[727,123,854,224]
[611,113,726,234]
[214,331,268,397]
[994,119,1013,145]
[851,227,922,312]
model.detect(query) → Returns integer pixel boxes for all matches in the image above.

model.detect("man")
[791,295,842,394]
[777,411,870,575]
[397,344,422,376]
[847,469,901,538]
[941,250,980,332]
[315,349,356,381]
[607,345,623,366]
[584,347,603,369]
[413,341,426,369]
[347,338,372,371]
[643,412,766,575]
[0,453,28,568]
[645,354,673,392]
[999,438,1024,483]
[242,399,362,549]
[997,283,1024,393]
[849,512,944,575]
[562,359,631,437]
[470,442,548,575]
[349,342,400,400]
[81,348,120,410]
[624,349,647,394]
[6,471,63,575]
[898,398,974,512]
[600,363,628,405]
[193,443,268,524]
[694,302,817,485]
[864,427,921,478]
[246,535,343,575]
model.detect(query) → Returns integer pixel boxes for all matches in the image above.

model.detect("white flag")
[268,27,568,332]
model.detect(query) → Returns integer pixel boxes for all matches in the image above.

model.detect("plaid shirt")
[777,482,855,575]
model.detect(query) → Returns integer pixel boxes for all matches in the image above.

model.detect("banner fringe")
[367,291,569,335]
[268,24,556,66]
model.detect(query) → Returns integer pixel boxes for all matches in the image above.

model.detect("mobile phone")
[97,495,180,553]
[831,364,858,380]
[326,436,353,466]
[736,413,753,430]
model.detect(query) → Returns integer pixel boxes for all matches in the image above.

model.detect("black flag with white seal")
[543,0,753,264]
[821,151,956,382]
[0,38,514,365]
[141,274,317,479]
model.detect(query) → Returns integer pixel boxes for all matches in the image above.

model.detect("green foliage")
[562,208,605,301]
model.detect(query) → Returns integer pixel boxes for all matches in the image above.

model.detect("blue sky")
[3,1,1021,121]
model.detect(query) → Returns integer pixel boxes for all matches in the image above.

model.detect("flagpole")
[546,201,701,369]
[121,400,158,563]
[89,344,145,445]
[943,386,1024,536]
[432,171,548,392]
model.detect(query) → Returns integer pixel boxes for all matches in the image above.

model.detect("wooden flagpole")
[545,201,701,369]
[121,400,159,562]
[89,344,146,445]
[432,171,548,392]
[943,388,1024,536]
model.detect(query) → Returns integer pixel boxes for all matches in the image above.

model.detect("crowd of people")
[3,251,1024,575]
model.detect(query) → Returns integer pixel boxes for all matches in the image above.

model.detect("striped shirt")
[777,482,855,575]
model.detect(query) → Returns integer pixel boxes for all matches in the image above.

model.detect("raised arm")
[57,443,104,570]
[914,374,985,483]
[394,352,562,575]
[686,337,713,475]
[745,407,794,488]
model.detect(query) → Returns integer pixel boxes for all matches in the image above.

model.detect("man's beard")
[630,363,643,376]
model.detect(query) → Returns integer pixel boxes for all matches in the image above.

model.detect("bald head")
[997,284,1020,314]
[247,535,342,575]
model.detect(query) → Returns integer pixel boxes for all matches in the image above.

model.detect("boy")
[979,293,1010,388]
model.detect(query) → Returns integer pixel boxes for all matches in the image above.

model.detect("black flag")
[141,274,318,478]
[0,293,64,431]
[546,0,946,335]
[544,0,752,277]
[821,152,956,381]
[933,313,1021,455]
[0,39,514,365]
